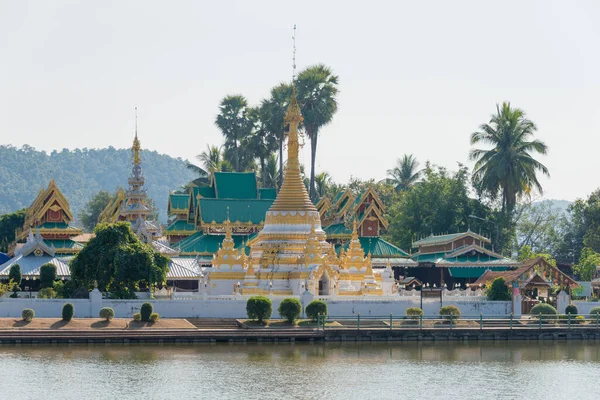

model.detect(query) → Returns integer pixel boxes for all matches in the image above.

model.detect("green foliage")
[133,313,141,322]
[62,303,75,321]
[387,154,422,192]
[305,300,328,322]
[39,263,57,288]
[53,279,78,299]
[9,264,22,286]
[405,307,424,319]
[99,307,115,321]
[530,303,558,319]
[575,315,585,324]
[517,245,557,267]
[149,313,160,322]
[79,190,113,232]
[140,302,153,322]
[565,304,578,315]
[574,247,600,281]
[37,287,56,299]
[70,222,169,297]
[0,209,26,253]
[278,298,302,324]
[589,307,600,315]
[439,305,461,320]
[21,308,34,322]
[246,296,272,324]
[486,277,512,301]
[0,282,9,297]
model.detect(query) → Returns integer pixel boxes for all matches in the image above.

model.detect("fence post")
[357,313,360,331]
[479,313,483,331]
[596,313,598,330]
[568,313,571,330]
[450,314,453,329]
[510,313,513,330]
[390,313,393,331]
[539,314,542,330]
[419,314,423,330]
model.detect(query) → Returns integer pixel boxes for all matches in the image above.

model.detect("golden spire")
[132,107,141,165]
[268,87,316,212]
[351,218,359,241]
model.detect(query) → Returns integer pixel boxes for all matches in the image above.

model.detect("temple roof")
[166,220,196,233]
[0,254,72,278]
[214,172,258,199]
[413,230,491,247]
[168,193,191,212]
[199,199,274,225]
[176,231,249,255]
[474,257,578,288]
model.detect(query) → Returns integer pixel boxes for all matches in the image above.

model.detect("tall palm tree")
[263,153,280,189]
[314,172,332,199]
[470,102,549,214]
[295,64,339,201]
[262,83,293,189]
[247,104,278,187]
[187,145,232,185]
[215,95,252,172]
[386,154,422,192]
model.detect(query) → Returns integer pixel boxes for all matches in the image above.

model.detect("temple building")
[166,172,276,262]
[208,89,396,296]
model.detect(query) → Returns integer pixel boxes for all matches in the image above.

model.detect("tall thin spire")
[292,24,297,81]
[132,107,141,166]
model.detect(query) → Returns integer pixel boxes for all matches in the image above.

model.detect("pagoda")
[209,89,395,296]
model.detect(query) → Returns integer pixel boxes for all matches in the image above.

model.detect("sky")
[1,0,599,201]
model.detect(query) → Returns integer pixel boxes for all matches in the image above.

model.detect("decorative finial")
[132,107,141,166]
[292,24,297,82]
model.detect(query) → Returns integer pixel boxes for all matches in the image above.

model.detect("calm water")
[3,341,600,400]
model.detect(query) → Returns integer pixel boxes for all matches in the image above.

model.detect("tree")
[517,245,557,267]
[386,154,422,192]
[314,172,332,199]
[574,247,600,281]
[246,296,272,324]
[69,222,169,298]
[295,64,339,201]
[247,105,278,186]
[262,83,293,189]
[215,95,252,172]
[262,154,280,189]
[0,209,26,253]
[487,277,512,301]
[79,190,113,232]
[9,264,21,286]
[515,200,564,255]
[278,298,302,324]
[39,263,57,288]
[470,102,549,215]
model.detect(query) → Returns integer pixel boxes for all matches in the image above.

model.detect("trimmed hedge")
[305,300,327,321]
[589,307,600,315]
[149,313,160,322]
[99,307,115,321]
[565,304,578,315]
[133,313,141,322]
[530,303,558,322]
[246,296,272,324]
[406,307,424,319]
[439,305,461,320]
[22,308,34,322]
[62,303,74,321]
[278,298,302,324]
[140,302,153,322]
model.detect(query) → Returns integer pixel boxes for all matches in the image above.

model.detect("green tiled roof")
[411,252,446,263]
[214,172,258,199]
[331,191,344,206]
[413,231,490,246]
[358,237,409,257]
[44,239,84,250]
[324,223,352,237]
[259,188,277,199]
[448,267,509,279]
[166,220,196,232]
[37,222,71,229]
[195,186,216,199]
[199,199,273,224]
[169,194,190,210]
[176,232,250,255]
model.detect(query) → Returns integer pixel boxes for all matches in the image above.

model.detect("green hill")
[0,145,195,224]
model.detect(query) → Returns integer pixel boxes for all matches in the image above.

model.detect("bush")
[486,277,512,301]
[305,300,328,321]
[21,308,34,322]
[37,287,56,299]
[589,306,600,315]
[246,296,272,324]
[140,302,153,322]
[99,307,115,321]
[406,307,424,319]
[62,303,74,321]
[439,305,461,320]
[149,313,160,322]
[133,312,141,322]
[278,298,302,324]
[565,304,578,315]
[530,303,558,323]
[9,264,22,286]
[39,263,57,289]
[575,315,586,324]
[10,292,18,298]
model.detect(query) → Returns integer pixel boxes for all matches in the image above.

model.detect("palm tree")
[262,154,280,189]
[262,83,293,189]
[314,172,332,199]
[187,145,232,185]
[386,154,422,192]
[470,102,549,214]
[295,64,339,201]
[215,95,252,172]
[247,105,278,187]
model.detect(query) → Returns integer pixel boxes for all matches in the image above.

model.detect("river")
[2,341,600,400]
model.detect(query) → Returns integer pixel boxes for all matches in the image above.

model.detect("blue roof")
[0,253,9,265]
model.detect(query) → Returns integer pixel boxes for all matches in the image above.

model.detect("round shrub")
[133,312,141,322]
[575,315,586,324]
[565,304,578,315]
[530,303,558,323]
[21,308,34,322]
[62,303,74,321]
[305,300,328,321]
[149,313,160,322]
[406,307,424,319]
[278,298,302,324]
[589,307,600,315]
[140,302,153,322]
[246,296,272,324]
[39,263,57,289]
[99,307,115,321]
[37,287,56,299]
[439,305,461,320]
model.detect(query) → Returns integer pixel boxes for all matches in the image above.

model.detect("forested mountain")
[0,145,195,224]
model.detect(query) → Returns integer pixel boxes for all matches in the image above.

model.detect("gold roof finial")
[132,107,141,166]
[351,218,359,241]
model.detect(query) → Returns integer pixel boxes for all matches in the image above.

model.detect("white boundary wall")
[0,291,512,319]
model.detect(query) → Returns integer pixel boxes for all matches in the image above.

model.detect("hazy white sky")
[1,0,599,201]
